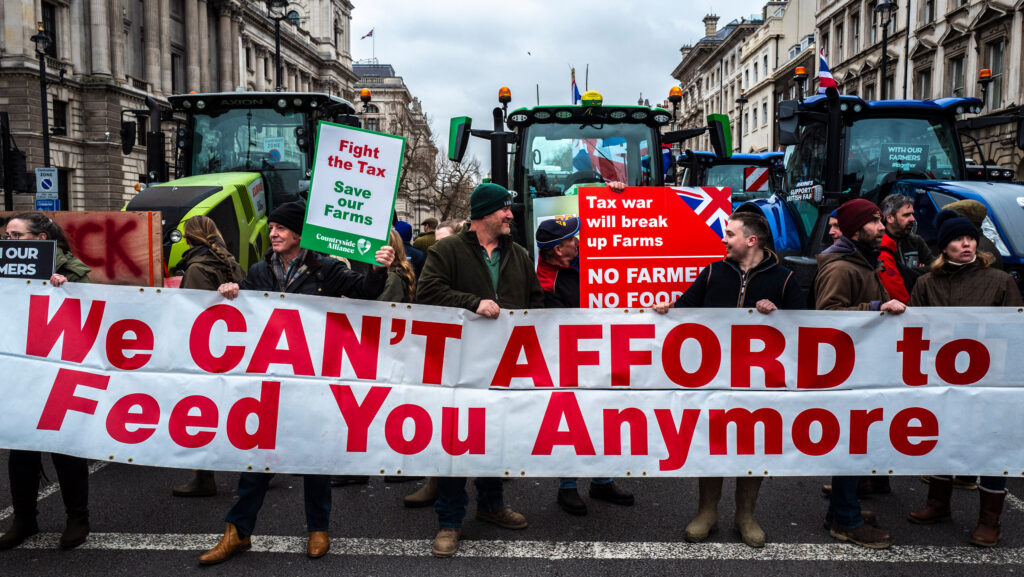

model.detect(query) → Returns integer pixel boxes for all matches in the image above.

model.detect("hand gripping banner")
[2,280,1024,478]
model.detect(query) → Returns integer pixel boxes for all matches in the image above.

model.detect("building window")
[762,100,768,126]
[744,112,749,133]
[915,68,932,99]
[763,54,768,74]
[41,2,58,57]
[753,63,758,83]
[865,83,875,100]
[366,118,379,132]
[835,23,844,60]
[171,52,184,93]
[821,32,829,59]
[752,108,758,128]
[52,99,68,132]
[851,14,860,52]
[745,69,749,87]
[885,75,895,100]
[923,0,935,23]
[948,55,965,97]
[986,39,1004,109]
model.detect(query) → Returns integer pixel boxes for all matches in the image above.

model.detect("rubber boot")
[969,489,1005,547]
[734,477,766,548]
[684,477,723,542]
[404,478,438,508]
[908,476,952,524]
[173,470,217,497]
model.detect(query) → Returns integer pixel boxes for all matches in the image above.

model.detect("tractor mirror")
[706,113,732,159]
[778,100,800,146]
[1017,117,1024,151]
[449,116,472,162]
[120,121,137,156]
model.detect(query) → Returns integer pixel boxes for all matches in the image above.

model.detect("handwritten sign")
[302,122,405,265]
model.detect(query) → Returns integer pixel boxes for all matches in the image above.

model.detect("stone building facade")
[0,0,361,211]
[353,62,437,228]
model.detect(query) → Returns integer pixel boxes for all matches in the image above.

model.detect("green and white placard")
[301,121,406,265]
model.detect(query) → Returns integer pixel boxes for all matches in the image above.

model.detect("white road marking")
[1006,492,1024,513]
[8,532,1024,564]
[0,461,108,523]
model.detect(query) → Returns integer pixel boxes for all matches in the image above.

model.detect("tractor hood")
[893,179,1024,258]
[126,172,260,232]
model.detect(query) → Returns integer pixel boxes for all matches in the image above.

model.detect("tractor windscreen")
[522,123,654,196]
[190,107,308,198]
[706,163,774,201]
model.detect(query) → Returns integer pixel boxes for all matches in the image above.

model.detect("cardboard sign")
[578,186,729,308]
[0,211,164,286]
[0,240,55,279]
[302,122,405,265]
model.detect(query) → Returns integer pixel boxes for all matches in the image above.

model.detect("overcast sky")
[348,0,769,174]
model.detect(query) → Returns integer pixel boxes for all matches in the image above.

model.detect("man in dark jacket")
[880,194,932,276]
[654,211,804,548]
[814,198,903,550]
[199,201,394,565]
[417,182,544,558]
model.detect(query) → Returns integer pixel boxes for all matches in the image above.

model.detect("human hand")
[880,299,906,314]
[476,299,500,318]
[374,245,396,269]
[218,282,240,300]
[608,181,627,193]
[755,299,777,314]
[653,300,673,314]
[49,274,67,287]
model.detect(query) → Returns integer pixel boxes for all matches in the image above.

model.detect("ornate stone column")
[254,47,266,92]
[218,6,232,91]
[185,0,200,91]
[90,0,112,77]
[111,0,125,81]
[145,0,161,92]
[160,0,172,94]
[230,13,241,91]
[198,0,210,91]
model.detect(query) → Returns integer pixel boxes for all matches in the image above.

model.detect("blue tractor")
[770,78,1024,289]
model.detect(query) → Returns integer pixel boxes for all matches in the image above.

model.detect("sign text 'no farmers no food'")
[302,122,405,265]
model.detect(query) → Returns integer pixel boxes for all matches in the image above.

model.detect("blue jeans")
[225,473,331,538]
[828,475,863,529]
[558,478,613,490]
[435,477,504,529]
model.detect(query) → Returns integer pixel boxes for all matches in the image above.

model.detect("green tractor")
[447,87,729,252]
[120,91,362,272]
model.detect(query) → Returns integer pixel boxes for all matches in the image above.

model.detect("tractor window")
[190,108,308,204]
[782,120,828,236]
[706,164,774,201]
[845,116,962,203]
[522,122,654,196]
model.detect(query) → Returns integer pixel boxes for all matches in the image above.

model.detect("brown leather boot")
[685,477,723,542]
[307,531,329,558]
[969,489,1005,547]
[172,470,216,498]
[404,478,438,508]
[908,476,952,524]
[734,477,765,548]
[432,528,460,557]
[198,523,251,565]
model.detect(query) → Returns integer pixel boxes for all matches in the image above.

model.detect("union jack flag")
[572,138,627,183]
[671,186,732,238]
[817,49,837,94]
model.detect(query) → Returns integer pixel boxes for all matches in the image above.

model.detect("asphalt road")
[2,451,1024,576]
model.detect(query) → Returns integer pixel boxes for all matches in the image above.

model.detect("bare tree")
[432,151,480,221]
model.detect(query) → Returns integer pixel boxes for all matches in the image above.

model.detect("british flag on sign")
[671,186,732,238]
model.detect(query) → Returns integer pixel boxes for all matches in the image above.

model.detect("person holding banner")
[199,201,394,565]
[906,210,1023,547]
[169,215,245,499]
[654,211,804,548]
[417,182,544,558]
[814,198,904,550]
[0,212,93,551]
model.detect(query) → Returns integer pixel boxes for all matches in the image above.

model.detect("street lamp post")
[267,0,288,91]
[735,96,748,152]
[876,0,897,100]
[30,21,51,167]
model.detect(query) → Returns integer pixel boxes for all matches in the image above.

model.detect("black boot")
[0,517,39,550]
[173,470,217,497]
[53,454,90,549]
[589,481,634,506]
[59,515,90,550]
[557,487,587,516]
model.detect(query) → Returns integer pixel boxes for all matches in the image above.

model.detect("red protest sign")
[578,186,729,308]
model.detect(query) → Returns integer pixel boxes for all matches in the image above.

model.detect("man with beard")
[814,198,905,550]
[416,182,545,557]
[880,194,932,274]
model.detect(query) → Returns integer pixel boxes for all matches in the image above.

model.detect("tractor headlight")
[169,229,182,244]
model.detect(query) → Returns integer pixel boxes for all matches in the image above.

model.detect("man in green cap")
[413,217,439,252]
[416,182,544,558]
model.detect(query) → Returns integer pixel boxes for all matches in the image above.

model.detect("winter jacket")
[377,269,413,303]
[240,248,386,298]
[55,248,91,283]
[177,245,244,290]
[891,232,933,274]
[404,242,425,278]
[673,251,805,310]
[537,258,580,308]
[909,259,1022,307]
[412,231,436,253]
[878,234,910,304]
[417,229,544,311]
[814,236,889,311]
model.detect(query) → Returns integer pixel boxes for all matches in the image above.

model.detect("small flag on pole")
[361,28,374,40]
[817,49,837,94]
[571,68,581,105]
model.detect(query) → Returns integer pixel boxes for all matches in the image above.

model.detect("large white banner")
[1,280,1023,478]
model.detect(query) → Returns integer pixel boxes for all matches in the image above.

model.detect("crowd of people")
[0,182,1020,560]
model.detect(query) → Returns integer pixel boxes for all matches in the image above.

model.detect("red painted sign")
[578,186,728,308]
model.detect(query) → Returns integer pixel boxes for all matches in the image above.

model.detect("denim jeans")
[558,478,613,490]
[225,473,331,538]
[828,475,864,529]
[435,477,504,529]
